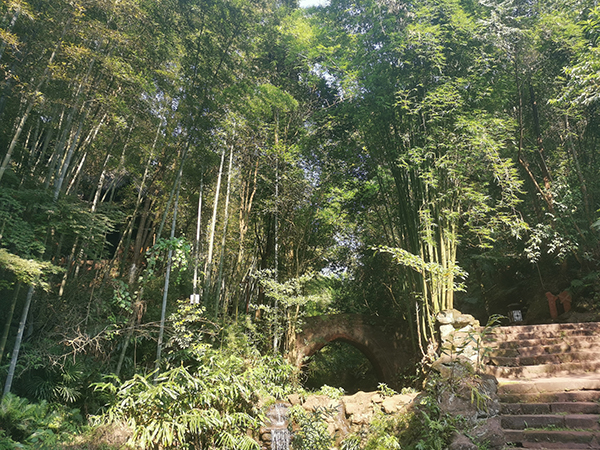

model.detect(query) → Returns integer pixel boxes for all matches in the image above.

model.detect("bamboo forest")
[1,0,600,448]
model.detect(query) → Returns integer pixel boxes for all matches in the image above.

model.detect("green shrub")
[288,405,333,450]
[94,365,260,449]
[0,429,21,450]
[339,413,405,450]
[93,343,298,450]
[363,415,402,450]
[397,394,458,450]
[0,393,81,449]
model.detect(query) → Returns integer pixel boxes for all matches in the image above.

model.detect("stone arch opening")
[302,335,386,381]
[293,314,415,391]
[303,338,381,393]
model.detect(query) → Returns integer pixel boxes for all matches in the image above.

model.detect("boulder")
[341,391,373,416]
[437,309,463,325]
[449,433,477,450]
[381,393,417,414]
[431,354,474,379]
[470,417,505,450]
[371,393,384,404]
[437,309,479,328]
[302,394,339,412]
[439,324,456,341]
[436,373,499,425]
[456,314,480,328]
[342,391,375,425]
[288,393,303,406]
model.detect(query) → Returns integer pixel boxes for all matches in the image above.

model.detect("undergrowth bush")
[397,388,461,450]
[93,337,298,450]
[0,393,82,449]
[340,413,405,450]
[94,365,260,449]
[288,405,333,450]
[338,382,459,450]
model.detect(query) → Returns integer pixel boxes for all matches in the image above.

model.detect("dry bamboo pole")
[204,148,226,314]
[215,143,234,315]
[191,176,204,302]
[0,282,21,363]
[154,173,182,375]
[2,285,34,398]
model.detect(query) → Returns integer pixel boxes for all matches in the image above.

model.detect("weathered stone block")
[288,393,302,406]
[449,433,477,450]
[302,394,339,412]
[381,394,414,414]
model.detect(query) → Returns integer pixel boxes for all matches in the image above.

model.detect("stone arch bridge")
[291,314,416,390]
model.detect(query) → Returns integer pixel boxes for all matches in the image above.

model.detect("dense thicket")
[301,0,600,347]
[1,0,600,446]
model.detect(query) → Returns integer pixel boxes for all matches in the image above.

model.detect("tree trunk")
[154,174,182,375]
[118,120,162,278]
[129,196,153,284]
[65,112,108,196]
[564,115,592,224]
[521,82,554,214]
[204,148,226,313]
[272,120,280,353]
[29,106,58,181]
[215,144,234,315]
[58,237,79,298]
[0,283,21,364]
[0,100,35,184]
[0,64,15,121]
[2,285,34,398]
[0,7,20,62]
[192,175,204,303]
[115,136,188,377]
[54,114,85,200]
[233,157,258,316]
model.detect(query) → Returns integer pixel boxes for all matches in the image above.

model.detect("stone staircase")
[483,322,600,449]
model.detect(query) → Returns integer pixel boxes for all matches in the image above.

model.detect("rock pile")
[259,390,418,449]
[434,309,482,375]
[432,309,505,450]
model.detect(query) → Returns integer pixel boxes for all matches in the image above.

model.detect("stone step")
[504,444,600,449]
[504,430,600,448]
[489,326,600,339]
[490,336,600,353]
[485,323,600,343]
[498,375,600,394]
[488,333,600,346]
[489,351,600,367]
[489,322,600,335]
[500,390,600,404]
[502,402,600,415]
[497,376,600,404]
[501,414,600,431]
[486,360,600,379]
